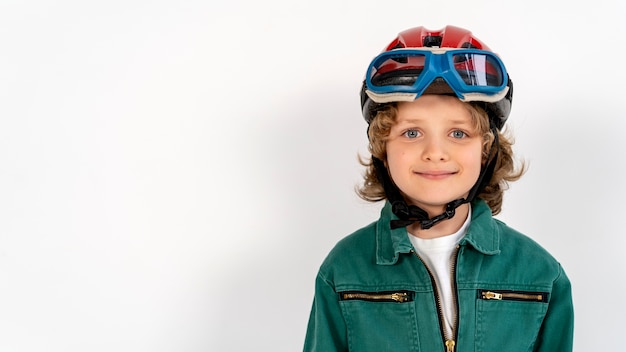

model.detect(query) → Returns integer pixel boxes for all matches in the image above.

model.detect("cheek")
[385,146,410,181]
[385,143,400,166]
[385,153,402,177]
[464,145,484,174]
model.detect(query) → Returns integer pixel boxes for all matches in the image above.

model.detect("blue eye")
[404,129,420,138]
[451,130,467,139]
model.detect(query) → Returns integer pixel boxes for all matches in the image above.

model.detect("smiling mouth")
[415,171,457,179]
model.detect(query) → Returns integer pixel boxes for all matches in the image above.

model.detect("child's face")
[386,95,483,214]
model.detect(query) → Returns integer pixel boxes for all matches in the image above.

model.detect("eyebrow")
[448,119,473,125]
[396,118,423,124]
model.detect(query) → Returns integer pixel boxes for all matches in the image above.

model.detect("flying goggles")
[365,48,509,104]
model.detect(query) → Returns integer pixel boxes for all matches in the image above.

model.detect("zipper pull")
[482,291,503,300]
[390,292,408,302]
[445,340,455,352]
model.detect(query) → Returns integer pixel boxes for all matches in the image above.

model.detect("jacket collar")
[376,199,501,265]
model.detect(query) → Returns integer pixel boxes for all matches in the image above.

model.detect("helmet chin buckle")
[388,196,467,230]
[416,199,464,230]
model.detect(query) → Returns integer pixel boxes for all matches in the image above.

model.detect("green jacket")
[304,199,574,352]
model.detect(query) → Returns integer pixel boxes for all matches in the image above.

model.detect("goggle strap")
[459,86,509,103]
[366,86,509,104]
[365,90,417,103]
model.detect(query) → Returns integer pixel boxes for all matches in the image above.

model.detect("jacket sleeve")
[303,270,348,352]
[534,264,575,352]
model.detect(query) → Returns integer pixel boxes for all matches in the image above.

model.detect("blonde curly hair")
[356,102,525,215]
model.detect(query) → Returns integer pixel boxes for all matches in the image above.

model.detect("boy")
[303,25,574,352]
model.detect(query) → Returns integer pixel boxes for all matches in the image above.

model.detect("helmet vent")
[460,42,479,49]
[423,35,442,47]
[389,43,408,63]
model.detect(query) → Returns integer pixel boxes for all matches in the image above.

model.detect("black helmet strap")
[373,125,499,230]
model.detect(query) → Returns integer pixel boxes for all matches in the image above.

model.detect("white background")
[0,0,624,351]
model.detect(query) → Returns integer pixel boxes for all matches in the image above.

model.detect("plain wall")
[1,0,624,351]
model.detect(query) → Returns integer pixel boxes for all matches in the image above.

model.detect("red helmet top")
[385,25,491,51]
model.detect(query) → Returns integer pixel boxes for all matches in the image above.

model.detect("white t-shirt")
[408,208,471,339]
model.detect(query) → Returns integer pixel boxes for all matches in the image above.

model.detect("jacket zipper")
[412,247,460,352]
[480,290,548,302]
[339,291,414,303]
[448,247,460,352]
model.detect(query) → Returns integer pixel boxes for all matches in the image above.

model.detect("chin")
[407,194,467,208]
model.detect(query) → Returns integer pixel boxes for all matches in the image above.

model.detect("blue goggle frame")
[365,48,509,100]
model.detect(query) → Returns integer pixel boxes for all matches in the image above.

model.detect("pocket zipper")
[339,291,414,303]
[479,290,548,303]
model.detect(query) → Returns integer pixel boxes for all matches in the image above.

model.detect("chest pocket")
[475,289,549,352]
[339,290,419,352]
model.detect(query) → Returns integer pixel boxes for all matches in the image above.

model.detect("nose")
[421,136,448,162]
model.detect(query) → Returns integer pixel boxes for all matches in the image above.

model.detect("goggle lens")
[451,52,504,87]
[369,54,426,87]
